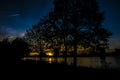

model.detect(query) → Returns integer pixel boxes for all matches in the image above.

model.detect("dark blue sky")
[0,0,120,50]
[98,0,120,50]
[0,0,53,37]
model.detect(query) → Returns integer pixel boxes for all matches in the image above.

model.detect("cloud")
[9,14,21,17]
[0,25,25,39]
[19,32,25,37]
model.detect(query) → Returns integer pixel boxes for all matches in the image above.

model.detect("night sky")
[0,0,120,50]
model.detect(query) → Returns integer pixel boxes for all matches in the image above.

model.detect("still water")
[22,56,120,69]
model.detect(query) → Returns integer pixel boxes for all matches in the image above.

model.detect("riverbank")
[14,60,120,79]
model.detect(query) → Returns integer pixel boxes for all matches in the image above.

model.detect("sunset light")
[29,52,39,56]
[46,51,54,56]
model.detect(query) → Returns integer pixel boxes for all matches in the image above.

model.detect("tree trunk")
[64,38,67,64]
[73,26,77,67]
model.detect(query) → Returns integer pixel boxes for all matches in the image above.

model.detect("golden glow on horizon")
[29,52,39,56]
[46,52,54,56]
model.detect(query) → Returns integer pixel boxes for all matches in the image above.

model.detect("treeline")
[0,38,31,63]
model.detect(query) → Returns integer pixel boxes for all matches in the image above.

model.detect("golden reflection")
[48,58,53,63]
[57,58,64,63]
[22,57,40,61]
[44,58,55,64]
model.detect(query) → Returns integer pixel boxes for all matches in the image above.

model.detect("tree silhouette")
[24,0,112,67]
[11,38,30,62]
[52,0,112,66]
[0,38,11,62]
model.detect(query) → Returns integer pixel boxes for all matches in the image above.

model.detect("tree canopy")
[24,0,112,56]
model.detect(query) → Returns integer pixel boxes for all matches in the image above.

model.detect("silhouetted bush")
[11,38,31,61]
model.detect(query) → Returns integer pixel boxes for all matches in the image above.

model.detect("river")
[22,56,120,69]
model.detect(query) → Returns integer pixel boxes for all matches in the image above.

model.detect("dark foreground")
[11,60,119,79]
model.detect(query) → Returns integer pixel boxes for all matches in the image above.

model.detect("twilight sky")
[0,0,120,50]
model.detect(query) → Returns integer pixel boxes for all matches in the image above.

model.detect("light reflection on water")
[22,57,40,61]
[43,57,55,64]
[22,56,120,69]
